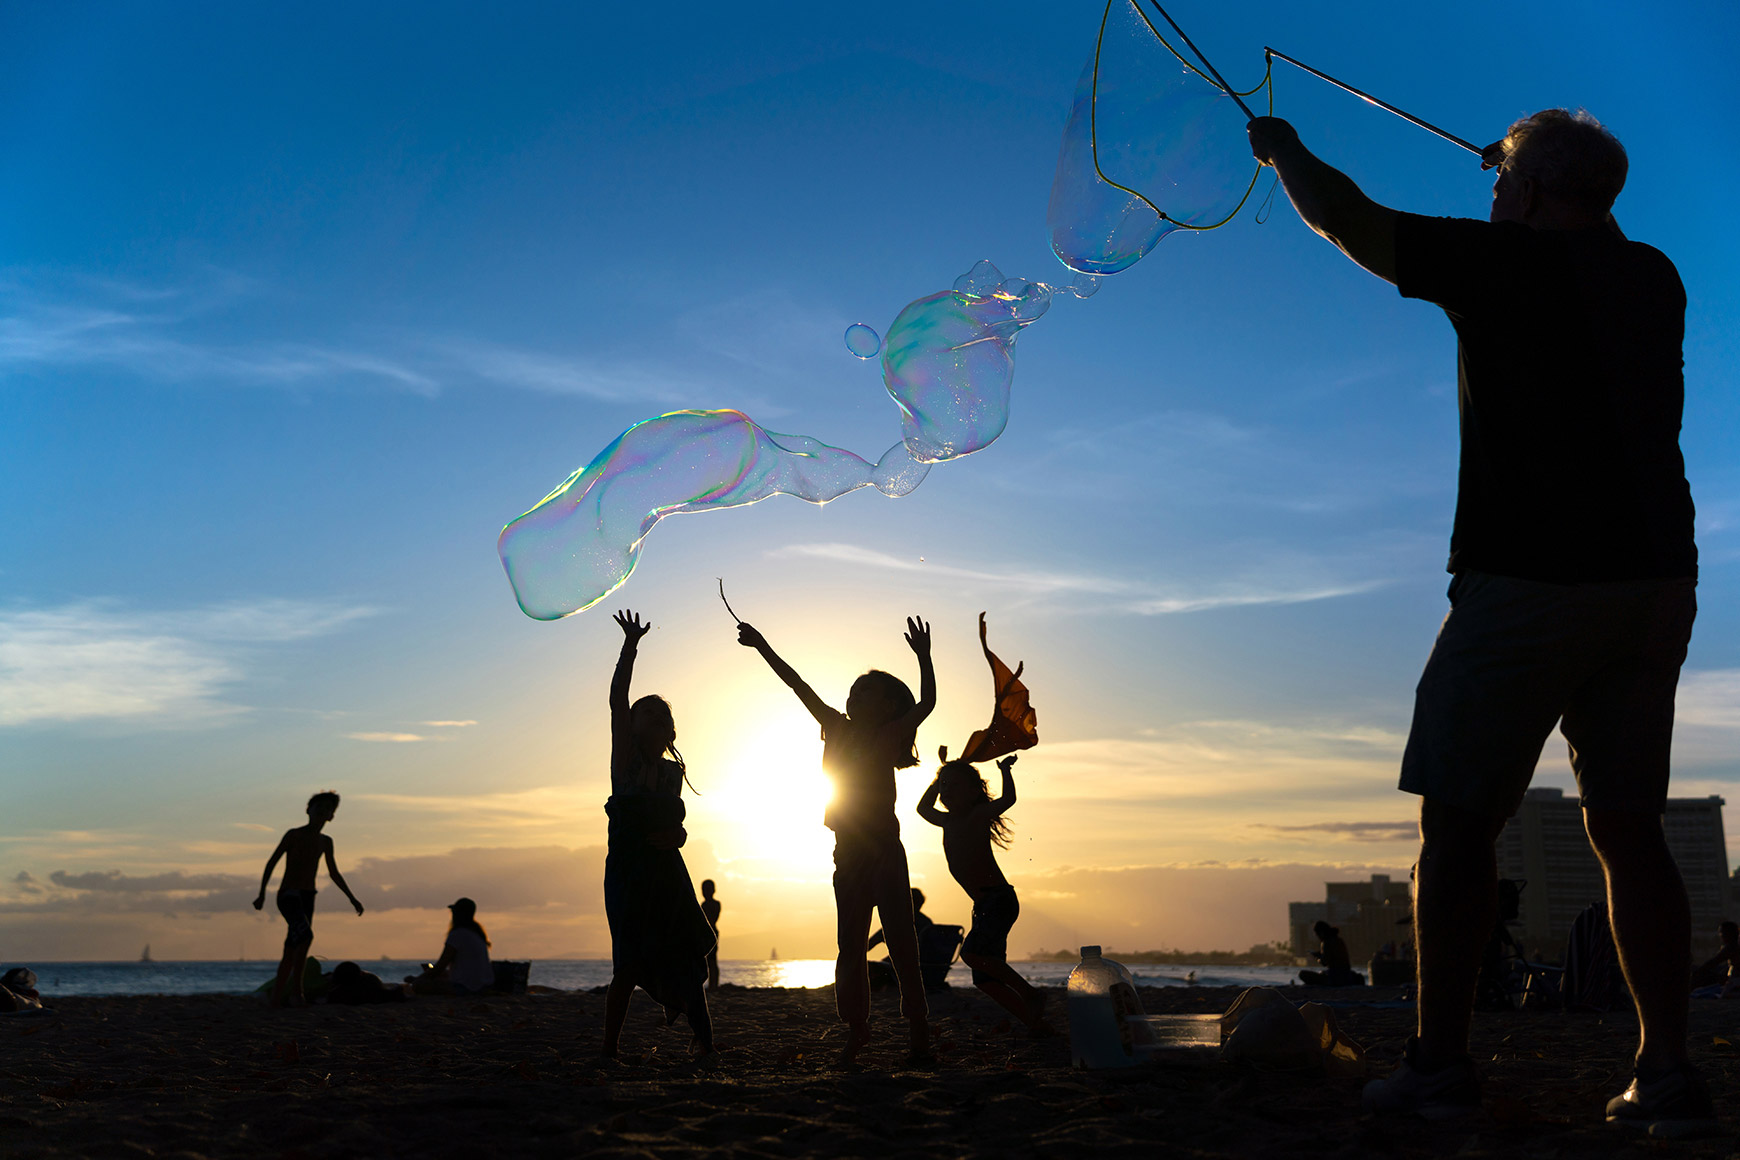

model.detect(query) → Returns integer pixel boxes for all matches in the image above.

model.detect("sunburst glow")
[701,716,838,873]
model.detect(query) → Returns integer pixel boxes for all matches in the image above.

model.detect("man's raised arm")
[1248,116,1398,284]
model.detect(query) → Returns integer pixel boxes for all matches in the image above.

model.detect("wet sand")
[2,983,1735,1158]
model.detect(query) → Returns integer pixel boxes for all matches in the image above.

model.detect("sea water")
[8,960,1300,998]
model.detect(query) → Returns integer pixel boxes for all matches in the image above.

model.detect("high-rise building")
[1284,793,1732,967]
[1497,788,1730,957]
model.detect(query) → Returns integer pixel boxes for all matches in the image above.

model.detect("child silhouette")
[602,610,717,1062]
[737,613,935,1064]
[916,614,1051,1032]
[251,791,364,1008]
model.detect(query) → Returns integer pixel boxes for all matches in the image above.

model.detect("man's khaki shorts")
[1399,570,1696,818]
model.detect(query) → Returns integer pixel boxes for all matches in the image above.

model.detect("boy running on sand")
[737,614,935,1064]
[252,791,364,1007]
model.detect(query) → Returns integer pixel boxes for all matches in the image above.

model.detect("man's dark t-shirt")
[1395,214,1696,583]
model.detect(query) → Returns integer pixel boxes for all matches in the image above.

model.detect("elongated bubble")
[500,410,928,619]
[501,259,1071,619]
[882,260,1051,462]
[1049,0,1260,275]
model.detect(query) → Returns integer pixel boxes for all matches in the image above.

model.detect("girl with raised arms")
[601,610,717,1062]
[736,613,935,1065]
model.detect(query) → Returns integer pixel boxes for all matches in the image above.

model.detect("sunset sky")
[4,0,1737,964]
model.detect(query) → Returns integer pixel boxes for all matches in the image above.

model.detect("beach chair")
[491,960,530,995]
[920,923,964,992]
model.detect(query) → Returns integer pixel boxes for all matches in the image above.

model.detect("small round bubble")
[844,323,882,359]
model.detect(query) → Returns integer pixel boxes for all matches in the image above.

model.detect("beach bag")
[492,961,531,994]
[1220,986,1365,1074]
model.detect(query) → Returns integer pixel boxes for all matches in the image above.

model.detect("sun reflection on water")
[731,958,835,989]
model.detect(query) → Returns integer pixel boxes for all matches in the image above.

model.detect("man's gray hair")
[1500,109,1628,213]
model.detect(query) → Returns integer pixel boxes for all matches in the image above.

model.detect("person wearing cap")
[415,898,494,995]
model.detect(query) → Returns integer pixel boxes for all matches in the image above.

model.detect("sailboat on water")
[139,945,153,963]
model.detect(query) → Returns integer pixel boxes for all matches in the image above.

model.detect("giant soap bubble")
[499,261,1090,619]
[1049,0,1265,275]
[500,411,928,620]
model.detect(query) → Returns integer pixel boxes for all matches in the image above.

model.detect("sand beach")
[3,982,1736,1159]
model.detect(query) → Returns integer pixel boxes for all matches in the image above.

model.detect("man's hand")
[252,895,264,911]
[1480,139,1506,171]
[351,897,366,916]
[1248,116,1301,166]
[903,616,931,658]
[736,622,766,650]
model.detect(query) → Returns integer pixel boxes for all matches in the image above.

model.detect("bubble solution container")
[1066,945,1222,1069]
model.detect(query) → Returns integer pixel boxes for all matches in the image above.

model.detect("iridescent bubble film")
[1049,0,1260,275]
[844,323,881,359]
[881,260,1052,463]
[499,410,928,619]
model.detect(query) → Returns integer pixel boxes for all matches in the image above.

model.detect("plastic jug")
[1066,945,1147,1069]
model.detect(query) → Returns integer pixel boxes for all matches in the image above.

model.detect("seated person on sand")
[408,898,495,996]
[1300,921,1363,986]
[869,888,935,950]
[327,960,412,1005]
[1690,921,1739,990]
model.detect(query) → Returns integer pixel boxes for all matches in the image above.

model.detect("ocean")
[13,959,1302,998]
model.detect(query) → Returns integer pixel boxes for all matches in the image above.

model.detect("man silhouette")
[1250,109,1706,1134]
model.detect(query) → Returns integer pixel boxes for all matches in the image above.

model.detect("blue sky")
[3,0,1737,961]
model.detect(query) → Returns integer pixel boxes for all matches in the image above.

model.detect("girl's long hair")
[938,761,1012,849]
[450,905,491,948]
[631,694,697,793]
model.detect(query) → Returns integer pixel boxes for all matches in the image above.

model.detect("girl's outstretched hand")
[903,615,931,657]
[736,622,766,650]
[997,754,1018,773]
[614,610,652,643]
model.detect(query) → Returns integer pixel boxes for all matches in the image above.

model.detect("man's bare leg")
[1584,806,1691,1071]
[1413,798,1504,1071]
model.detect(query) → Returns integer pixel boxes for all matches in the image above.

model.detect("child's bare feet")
[837,1022,872,1067]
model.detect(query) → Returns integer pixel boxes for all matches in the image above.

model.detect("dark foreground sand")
[2,983,1736,1158]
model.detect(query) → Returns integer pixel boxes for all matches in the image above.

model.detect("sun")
[699,718,837,873]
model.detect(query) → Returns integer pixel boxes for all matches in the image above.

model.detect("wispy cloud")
[1678,669,1740,730]
[772,542,1386,615]
[2,270,834,415]
[422,720,477,728]
[1252,820,1418,842]
[0,271,437,393]
[346,732,425,743]
[0,599,373,728]
[1,846,606,917]
[436,339,695,404]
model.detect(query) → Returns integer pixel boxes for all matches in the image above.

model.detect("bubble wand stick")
[1143,0,1258,121]
[716,578,742,624]
[1263,47,1486,159]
